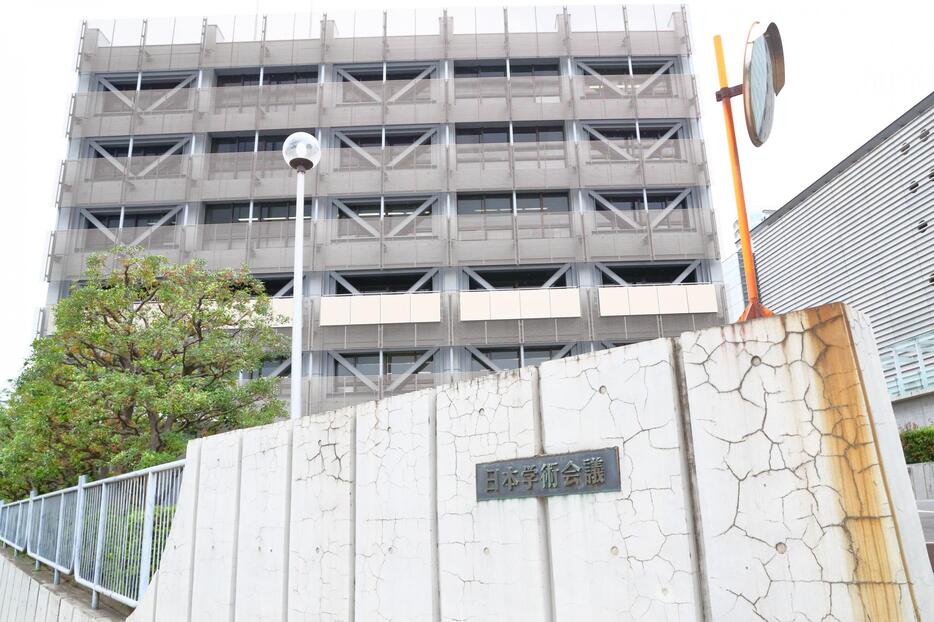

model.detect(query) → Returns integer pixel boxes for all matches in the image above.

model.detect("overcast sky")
[0,0,932,391]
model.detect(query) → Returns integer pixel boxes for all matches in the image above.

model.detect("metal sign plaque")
[476,447,621,501]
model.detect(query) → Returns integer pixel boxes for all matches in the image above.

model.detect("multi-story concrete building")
[751,91,934,426]
[44,5,724,414]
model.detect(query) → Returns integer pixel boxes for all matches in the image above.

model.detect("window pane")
[205,205,230,224]
[456,129,480,144]
[484,128,508,143]
[516,194,541,212]
[541,193,569,212]
[485,195,512,213]
[539,127,565,142]
[457,197,483,215]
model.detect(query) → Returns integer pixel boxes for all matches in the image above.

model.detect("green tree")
[0,248,287,499]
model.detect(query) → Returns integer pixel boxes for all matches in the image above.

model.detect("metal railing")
[880,331,934,399]
[0,459,185,609]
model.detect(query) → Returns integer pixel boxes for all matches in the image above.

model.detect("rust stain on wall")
[802,303,915,620]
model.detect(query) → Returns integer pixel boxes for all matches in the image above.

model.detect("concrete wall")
[0,550,123,622]
[128,303,934,621]
[909,462,934,500]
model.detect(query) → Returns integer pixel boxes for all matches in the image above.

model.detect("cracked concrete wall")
[127,302,933,622]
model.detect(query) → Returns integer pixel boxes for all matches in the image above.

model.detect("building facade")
[44,6,724,415]
[751,91,934,426]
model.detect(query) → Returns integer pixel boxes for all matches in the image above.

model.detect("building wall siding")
[753,101,934,350]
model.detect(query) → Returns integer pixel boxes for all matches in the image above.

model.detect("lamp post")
[282,132,321,420]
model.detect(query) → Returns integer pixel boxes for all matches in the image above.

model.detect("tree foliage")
[0,248,287,499]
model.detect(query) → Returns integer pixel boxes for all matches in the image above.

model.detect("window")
[211,135,255,154]
[383,197,433,218]
[599,263,697,285]
[334,352,380,377]
[515,192,568,213]
[214,72,261,110]
[335,272,433,294]
[456,126,509,165]
[82,212,121,230]
[586,125,638,162]
[337,66,383,104]
[513,125,567,167]
[513,125,564,143]
[384,197,434,236]
[385,350,435,376]
[384,131,435,169]
[647,192,692,229]
[263,70,319,106]
[631,62,674,97]
[244,358,289,380]
[205,203,250,224]
[257,276,293,296]
[256,201,296,221]
[137,77,194,111]
[510,60,560,77]
[468,267,567,290]
[579,62,630,100]
[257,134,289,153]
[121,142,186,177]
[515,192,570,238]
[457,193,512,240]
[210,135,254,174]
[639,125,683,160]
[510,60,560,102]
[453,62,508,100]
[122,210,177,230]
[335,198,381,238]
[337,133,381,170]
[470,347,520,372]
[455,126,509,145]
[385,65,436,103]
[453,62,507,78]
[593,193,643,230]
[80,211,120,250]
[334,197,433,238]
[263,70,318,85]
[216,72,261,88]
[90,143,129,179]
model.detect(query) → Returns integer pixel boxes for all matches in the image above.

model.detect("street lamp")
[282,132,321,420]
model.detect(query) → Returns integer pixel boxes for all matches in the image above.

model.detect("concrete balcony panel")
[319,292,442,327]
[270,296,294,326]
[506,76,574,122]
[311,293,448,351]
[597,283,720,317]
[581,209,717,263]
[572,74,698,121]
[449,78,510,123]
[452,289,590,346]
[459,287,583,322]
[588,287,724,345]
[576,139,708,190]
[313,215,446,271]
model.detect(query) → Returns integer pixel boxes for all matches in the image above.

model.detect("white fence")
[0,460,185,609]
